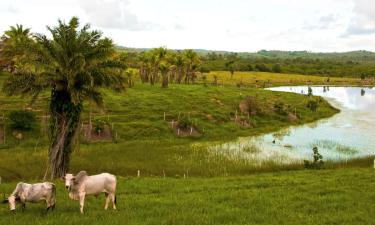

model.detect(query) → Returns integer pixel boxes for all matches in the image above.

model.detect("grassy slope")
[0,72,340,180]
[0,168,374,225]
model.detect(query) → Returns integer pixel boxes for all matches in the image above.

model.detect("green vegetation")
[123,48,375,78]
[0,70,340,180]
[0,168,374,225]
[7,110,36,130]
[1,18,126,178]
[304,147,324,169]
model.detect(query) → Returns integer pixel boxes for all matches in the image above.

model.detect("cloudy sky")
[0,0,374,52]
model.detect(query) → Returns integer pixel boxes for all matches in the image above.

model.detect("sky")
[0,0,375,52]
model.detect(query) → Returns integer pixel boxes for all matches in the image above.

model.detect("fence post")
[137,170,141,177]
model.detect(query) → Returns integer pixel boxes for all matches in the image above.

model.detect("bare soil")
[81,123,113,142]
[169,121,201,137]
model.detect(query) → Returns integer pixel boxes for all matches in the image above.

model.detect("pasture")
[1,168,374,225]
[0,72,341,180]
[206,71,375,87]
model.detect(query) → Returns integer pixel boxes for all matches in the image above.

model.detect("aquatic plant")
[304,147,324,169]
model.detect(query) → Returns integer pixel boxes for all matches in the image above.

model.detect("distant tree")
[255,64,269,72]
[183,50,200,84]
[246,64,254,71]
[0,24,32,73]
[159,62,170,88]
[272,64,282,73]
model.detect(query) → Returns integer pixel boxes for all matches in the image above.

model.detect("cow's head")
[63,173,75,190]
[3,195,20,211]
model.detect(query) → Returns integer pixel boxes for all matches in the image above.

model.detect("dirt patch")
[288,113,298,121]
[233,117,252,128]
[169,121,201,137]
[211,98,224,107]
[206,114,215,121]
[81,124,113,142]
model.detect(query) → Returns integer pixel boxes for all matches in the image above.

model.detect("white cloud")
[0,0,374,52]
[345,0,375,36]
[78,0,157,31]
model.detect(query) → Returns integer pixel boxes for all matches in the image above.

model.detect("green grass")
[0,168,374,225]
[0,71,340,180]
[205,71,375,87]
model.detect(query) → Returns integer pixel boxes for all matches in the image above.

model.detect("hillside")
[0,72,340,180]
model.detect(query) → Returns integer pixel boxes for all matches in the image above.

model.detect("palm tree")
[1,24,32,72]
[1,18,126,178]
[159,62,170,88]
[183,50,200,84]
[174,53,185,84]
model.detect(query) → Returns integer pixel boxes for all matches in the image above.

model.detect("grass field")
[0,71,374,224]
[0,72,340,180]
[205,71,375,87]
[0,168,374,225]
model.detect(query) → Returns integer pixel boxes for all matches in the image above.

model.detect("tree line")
[124,48,375,78]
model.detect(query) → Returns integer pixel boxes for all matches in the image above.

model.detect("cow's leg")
[22,202,26,211]
[104,193,110,210]
[79,193,86,214]
[110,194,117,210]
[46,197,51,211]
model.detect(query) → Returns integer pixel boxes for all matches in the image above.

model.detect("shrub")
[178,115,193,129]
[307,87,313,97]
[274,101,288,116]
[8,110,36,130]
[304,147,324,169]
[307,100,318,112]
[93,119,106,135]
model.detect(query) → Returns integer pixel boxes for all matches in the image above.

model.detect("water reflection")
[211,86,375,164]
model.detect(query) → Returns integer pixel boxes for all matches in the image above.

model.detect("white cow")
[63,171,117,213]
[2,182,56,211]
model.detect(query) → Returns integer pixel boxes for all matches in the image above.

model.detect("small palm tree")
[174,53,185,84]
[183,50,200,84]
[1,18,126,178]
[159,62,170,88]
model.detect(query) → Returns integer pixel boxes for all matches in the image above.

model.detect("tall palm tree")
[1,18,126,178]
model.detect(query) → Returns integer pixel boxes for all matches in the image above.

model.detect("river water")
[210,86,375,164]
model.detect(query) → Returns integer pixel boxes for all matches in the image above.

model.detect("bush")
[178,115,193,129]
[307,100,318,112]
[307,87,313,97]
[274,101,288,116]
[93,119,106,135]
[8,110,36,130]
[304,147,324,169]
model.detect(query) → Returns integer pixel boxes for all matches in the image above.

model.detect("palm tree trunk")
[177,68,183,84]
[49,89,82,179]
[162,71,168,88]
